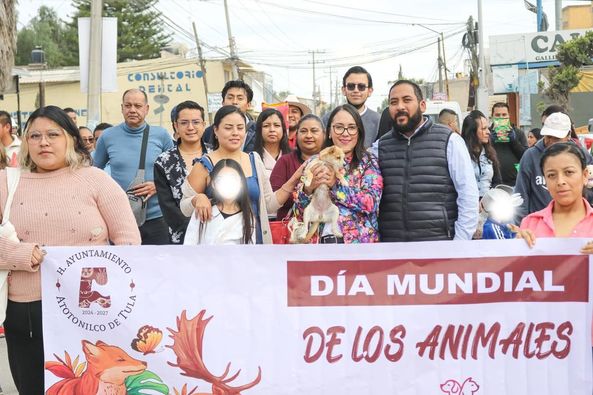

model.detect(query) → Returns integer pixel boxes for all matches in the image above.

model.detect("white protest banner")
[41,239,592,394]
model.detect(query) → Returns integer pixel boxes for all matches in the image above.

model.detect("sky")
[15,0,589,110]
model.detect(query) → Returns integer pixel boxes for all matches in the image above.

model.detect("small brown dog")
[302,146,348,188]
[297,146,347,242]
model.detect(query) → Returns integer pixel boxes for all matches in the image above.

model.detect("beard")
[392,108,423,134]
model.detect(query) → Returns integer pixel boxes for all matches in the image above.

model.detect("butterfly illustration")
[131,325,163,355]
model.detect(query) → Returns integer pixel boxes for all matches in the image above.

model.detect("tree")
[66,0,171,63]
[0,0,16,92]
[544,31,593,108]
[15,6,77,67]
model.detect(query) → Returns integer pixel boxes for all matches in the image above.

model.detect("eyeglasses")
[81,137,94,143]
[177,120,204,128]
[345,83,368,92]
[332,125,358,136]
[27,129,64,143]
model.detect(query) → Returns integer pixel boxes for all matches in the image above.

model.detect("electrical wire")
[252,0,466,26]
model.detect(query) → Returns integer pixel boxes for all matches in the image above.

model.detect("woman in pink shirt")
[518,142,593,248]
[0,106,141,394]
[516,142,593,369]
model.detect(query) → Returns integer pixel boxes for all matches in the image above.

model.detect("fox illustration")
[47,340,147,395]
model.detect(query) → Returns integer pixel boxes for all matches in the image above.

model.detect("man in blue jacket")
[94,89,174,244]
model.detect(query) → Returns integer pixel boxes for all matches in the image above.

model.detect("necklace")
[179,147,202,155]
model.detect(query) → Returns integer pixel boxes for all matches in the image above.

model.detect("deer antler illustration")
[167,310,262,395]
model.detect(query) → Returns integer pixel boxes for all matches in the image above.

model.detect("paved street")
[0,337,16,395]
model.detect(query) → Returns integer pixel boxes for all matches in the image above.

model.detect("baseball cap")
[540,112,571,139]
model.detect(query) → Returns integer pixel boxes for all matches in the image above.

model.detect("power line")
[299,0,465,23]
[253,1,466,26]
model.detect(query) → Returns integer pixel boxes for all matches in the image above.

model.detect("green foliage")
[544,31,593,107]
[125,370,169,395]
[67,0,171,63]
[15,6,77,67]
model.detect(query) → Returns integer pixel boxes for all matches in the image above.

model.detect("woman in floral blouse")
[293,104,382,243]
[154,100,209,243]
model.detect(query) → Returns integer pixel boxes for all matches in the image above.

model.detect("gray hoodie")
[514,139,593,223]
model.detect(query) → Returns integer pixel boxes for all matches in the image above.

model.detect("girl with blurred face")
[182,106,303,244]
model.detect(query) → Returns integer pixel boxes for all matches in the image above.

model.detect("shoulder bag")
[0,167,22,325]
[126,125,150,226]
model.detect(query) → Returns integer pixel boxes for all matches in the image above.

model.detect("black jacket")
[378,119,458,241]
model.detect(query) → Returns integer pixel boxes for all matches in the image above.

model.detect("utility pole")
[328,67,333,109]
[555,0,562,30]
[441,32,450,99]
[437,36,443,93]
[334,77,340,107]
[537,0,543,31]
[308,50,325,115]
[223,0,239,79]
[192,21,211,124]
[87,0,103,130]
[476,0,489,114]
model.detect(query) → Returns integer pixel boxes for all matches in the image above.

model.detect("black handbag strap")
[138,125,150,170]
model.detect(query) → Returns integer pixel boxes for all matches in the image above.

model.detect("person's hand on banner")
[192,193,212,222]
[31,245,46,270]
[508,224,536,248]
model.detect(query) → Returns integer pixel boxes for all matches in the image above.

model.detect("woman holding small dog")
[293,104,383,243]
[270,114,326,220]
[181,105,303,244]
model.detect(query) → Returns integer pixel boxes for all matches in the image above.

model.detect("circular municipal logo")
[53,249,138,332]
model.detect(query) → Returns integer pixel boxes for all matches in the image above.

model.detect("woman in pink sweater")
[0,106,140,394]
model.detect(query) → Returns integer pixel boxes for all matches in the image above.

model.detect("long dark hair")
[209,158,254,244]
[324,104,368,168]
[254,108,290,159]
[212,105,245,150]
[21,105,91,170]
[462,110,500,168]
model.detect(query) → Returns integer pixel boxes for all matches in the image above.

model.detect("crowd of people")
[0,64,592,393]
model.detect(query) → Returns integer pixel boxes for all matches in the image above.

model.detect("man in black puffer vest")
[371,80,479,242]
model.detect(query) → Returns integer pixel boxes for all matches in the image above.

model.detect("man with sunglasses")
[323,66,380,148]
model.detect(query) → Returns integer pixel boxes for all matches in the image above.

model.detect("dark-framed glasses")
[332,125,358,136]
